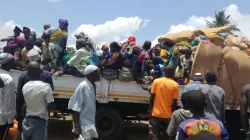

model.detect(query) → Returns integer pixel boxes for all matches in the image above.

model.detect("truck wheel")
[96,107,124,140]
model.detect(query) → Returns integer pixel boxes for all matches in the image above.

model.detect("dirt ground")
[47,119,148,140]
[47,115,244,140]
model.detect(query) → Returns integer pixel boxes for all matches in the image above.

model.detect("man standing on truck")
[150,66,179,140]
[16,55,54,140]
[68,65,100,140]
[183,73,203,92]
[0,74,15,140]
[195,72,225,122]
[22,62,55,140]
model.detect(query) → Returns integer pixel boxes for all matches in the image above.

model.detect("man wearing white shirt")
[22,62,54,140]
[0,74,15,140]
[68,65,100,140]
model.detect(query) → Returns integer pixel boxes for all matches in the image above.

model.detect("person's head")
[84,65,100,83]
[101,44,109,52]
[205,72,217,84]
[142,41,151,51]
[132,45,141,56]
[187,131,222,140]
[193,73,203,82]
[23,27,31,37]
[153,44,161,56]
[35,38,43,48]
[110,42,121,53]
[186,90,206,115]
[0,53,15,71]
[42,33,50,44]
[13,26,22,37]
[58,19,68,31]
[27,49,41,63]
[163,66,175,79]
[41,57,52,65]
[25,39,34,50]
[152,57,159,65]
[181,92,189,109]
[27,61,40,80]
[76,39,85,50]
[43,24,51,30]
[185,49,192,59]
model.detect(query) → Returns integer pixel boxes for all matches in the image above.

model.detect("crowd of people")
[145,69,228,140]
[0,18,196,85]
[0,19,249,140]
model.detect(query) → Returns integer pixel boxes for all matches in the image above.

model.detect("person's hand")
[72,127,80,135]
[55,71,63,76]
[141,83,148,90]
[8,123,14,128]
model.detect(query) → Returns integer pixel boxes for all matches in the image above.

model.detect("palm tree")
[205,10,240,31]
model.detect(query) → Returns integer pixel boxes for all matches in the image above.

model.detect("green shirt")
[67,48,90,74]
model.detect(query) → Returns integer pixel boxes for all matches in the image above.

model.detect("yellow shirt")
[151,77,179,118]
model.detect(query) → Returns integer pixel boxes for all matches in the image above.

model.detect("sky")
[0,0,249,47]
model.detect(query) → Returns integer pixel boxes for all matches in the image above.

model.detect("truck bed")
[8,69,185,105]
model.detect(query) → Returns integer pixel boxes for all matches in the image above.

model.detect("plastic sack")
[7,120,18,140]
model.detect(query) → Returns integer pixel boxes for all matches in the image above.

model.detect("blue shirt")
[177,115,228,140]
[183,81,202,93]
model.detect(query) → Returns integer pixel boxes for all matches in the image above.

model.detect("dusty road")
[47,118,148,140]
[47,115,244,140]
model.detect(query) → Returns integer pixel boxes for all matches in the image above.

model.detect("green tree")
[205,10,240,31]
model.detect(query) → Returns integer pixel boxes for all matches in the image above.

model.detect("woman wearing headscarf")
[43,19,69,69]
[138,41,152,73]
[101,42,123,80]
[55,33,92,77]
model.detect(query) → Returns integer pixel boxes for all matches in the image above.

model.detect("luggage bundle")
[157,26,250,109]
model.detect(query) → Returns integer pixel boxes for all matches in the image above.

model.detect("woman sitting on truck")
[101,42,123,80]
[56,33,91,77]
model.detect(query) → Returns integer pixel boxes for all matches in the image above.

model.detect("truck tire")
[96,107,124,140]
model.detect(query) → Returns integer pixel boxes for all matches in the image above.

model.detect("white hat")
[193,72,203,81]
[84,65,98,75]
[0,53,13,65]
[27,49,41,62]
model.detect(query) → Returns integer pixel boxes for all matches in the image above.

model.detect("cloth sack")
[118,66,133,81]
[207,33,225,46]
[200,26,232,35]
[158,30,194,44]
[224,34,250,50]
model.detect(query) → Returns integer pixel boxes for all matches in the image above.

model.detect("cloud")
[0,20,17,48]
[47,0,61,3]
[152,4,250,46]
[72,16,150,47]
